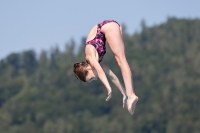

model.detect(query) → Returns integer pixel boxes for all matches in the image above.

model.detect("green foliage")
[0,18,200,133]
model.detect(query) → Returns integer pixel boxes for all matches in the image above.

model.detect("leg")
[102,22,138,115]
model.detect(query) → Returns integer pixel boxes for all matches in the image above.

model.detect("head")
[73,61,98,82]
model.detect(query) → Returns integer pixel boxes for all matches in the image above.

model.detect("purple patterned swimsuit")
[85,20,120,62]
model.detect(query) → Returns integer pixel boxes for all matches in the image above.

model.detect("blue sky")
[0,0,200,60]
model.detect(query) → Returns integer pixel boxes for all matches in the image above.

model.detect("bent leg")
[102,22,138,115]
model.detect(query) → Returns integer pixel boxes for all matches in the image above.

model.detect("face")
[86,67,98,82]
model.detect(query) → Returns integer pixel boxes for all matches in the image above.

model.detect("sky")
[0,0,200,60]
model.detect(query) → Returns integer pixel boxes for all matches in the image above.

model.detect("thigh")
[101,22,125,59]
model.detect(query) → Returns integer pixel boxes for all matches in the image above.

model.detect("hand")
[106,91,112,101]
[123,95,128,108]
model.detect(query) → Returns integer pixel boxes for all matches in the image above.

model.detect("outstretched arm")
[101,63,127,107]
[86,55,112,101]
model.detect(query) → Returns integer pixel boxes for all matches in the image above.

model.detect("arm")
[101,63,127,107]
[86,56,112,101]
[101,63,126,96]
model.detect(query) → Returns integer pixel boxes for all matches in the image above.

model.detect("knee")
[115,56,127,68]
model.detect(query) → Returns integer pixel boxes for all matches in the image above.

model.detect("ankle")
[127,93,137,98]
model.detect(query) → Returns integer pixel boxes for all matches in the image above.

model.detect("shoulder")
[85,45,99,61]
[85,45,96,55]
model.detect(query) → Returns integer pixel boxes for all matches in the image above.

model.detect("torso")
[85,20,119,62]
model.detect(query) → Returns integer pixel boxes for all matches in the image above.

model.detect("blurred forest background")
[0,17,200,133]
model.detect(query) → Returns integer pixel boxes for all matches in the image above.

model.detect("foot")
[127,95,139,115]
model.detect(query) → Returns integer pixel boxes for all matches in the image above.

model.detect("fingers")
[106,96,111,101]
[123,101,127,108]
[123,99,127,108]
[106,93,112,101]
